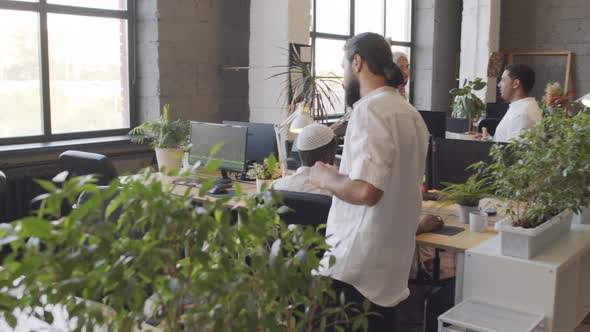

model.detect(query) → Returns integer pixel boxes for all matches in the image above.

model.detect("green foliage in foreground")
[0,170,370,331]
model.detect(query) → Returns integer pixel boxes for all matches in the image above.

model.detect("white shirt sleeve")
[347,105,397,191]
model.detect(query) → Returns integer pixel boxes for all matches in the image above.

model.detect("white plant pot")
[572,206,590,225]
[256,179,273,193]
[495,209,573,259]
[155,147,184,172]
[458,205,479,224]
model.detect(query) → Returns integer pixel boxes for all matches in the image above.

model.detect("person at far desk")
[392,51,410,100]
[309,32,429,331]
[479,64,542,142]
[271,123,337,196]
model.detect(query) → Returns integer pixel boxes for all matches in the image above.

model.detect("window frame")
[0,0,137,145]
[310,0,416,114]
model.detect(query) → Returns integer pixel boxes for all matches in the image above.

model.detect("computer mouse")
[209,186,229,195]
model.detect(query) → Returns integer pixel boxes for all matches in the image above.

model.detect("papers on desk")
[445,131,476,140]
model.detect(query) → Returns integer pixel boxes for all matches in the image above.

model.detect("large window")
[0,0,135,144]
[312,0,414,114]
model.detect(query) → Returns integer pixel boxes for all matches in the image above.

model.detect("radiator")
[1,163,62,223]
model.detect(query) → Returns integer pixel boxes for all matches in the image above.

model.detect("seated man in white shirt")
[271,123,336,197]
[490,64,543,142]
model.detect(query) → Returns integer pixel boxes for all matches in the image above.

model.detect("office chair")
[477,118,501,136]
[59,150,118,186]
[275,190,332,233]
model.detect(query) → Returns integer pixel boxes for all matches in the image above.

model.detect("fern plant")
[129,104,191,149]
[438,173,492,207]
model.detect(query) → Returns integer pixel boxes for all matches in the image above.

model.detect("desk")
[416,200,499,303]
[123,171,258,208]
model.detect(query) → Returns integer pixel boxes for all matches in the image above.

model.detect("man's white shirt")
[494,97,542,142]
[318,86,429,307]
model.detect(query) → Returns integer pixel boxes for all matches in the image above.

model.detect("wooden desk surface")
[416,200,498,252]
[163,172,257,208]
[123,173,499,252]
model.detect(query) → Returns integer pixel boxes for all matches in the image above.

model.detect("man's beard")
[344,78,361,108]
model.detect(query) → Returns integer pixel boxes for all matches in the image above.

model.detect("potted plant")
[438,173,492,223]
[478,111,590,258]
[0,170,370,331]
[247,155,282,193]
[129,104,190,172]
[449,77,487,133]
[272,45,343,120]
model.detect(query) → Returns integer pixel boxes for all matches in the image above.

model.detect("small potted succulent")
[129,104,190,172]
[438,173,492,224]
[247,155,281,193]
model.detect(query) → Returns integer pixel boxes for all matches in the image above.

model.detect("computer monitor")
[432,138,506,189]
[418,111,447,138]
[222,121,278,164]
[189,122,248,174]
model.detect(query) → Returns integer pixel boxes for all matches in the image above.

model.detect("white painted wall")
[459,0,501,102]
[413,0,436,110]
[249,0,311,124]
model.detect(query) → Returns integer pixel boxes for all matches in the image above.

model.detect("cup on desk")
[469,211,488,232]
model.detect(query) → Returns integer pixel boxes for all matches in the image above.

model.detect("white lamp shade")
[289,104,314,133]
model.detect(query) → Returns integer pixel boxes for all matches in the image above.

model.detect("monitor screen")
[433,138,506,189]
[222,121,278,164]
[418,111,447,138]
[189,122,248,172]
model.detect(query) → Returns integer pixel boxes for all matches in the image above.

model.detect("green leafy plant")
[477,112,590,228]
[129,104,191,149]
[0,169,370,330]
[271,45,343,120]
[247,155,281,180]
[438,173,492,207]
[450,78,487,119]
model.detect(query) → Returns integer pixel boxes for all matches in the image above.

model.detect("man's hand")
[309,161,339,189]
[416,214,444,234]
[309,161,383,206]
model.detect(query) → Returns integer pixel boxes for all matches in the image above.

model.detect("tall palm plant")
[270,45,344,120]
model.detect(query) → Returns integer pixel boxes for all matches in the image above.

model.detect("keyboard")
[422,191,441,201]
[172,179,202,188]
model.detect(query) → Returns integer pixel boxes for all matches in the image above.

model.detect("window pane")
[386,0,412,42]
[48,14,129,134]
[355,0,384,34]
[315,0,350,35]
[0,10,43,139]
[315,38,345,77]
[48,0,126,10]
[391,46,411,99]
[320,79,346,115]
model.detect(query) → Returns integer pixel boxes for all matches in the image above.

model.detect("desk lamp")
[275,103,314,176]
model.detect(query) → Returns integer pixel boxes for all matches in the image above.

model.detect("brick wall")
[500,0,590,99]
[136,0,250,124]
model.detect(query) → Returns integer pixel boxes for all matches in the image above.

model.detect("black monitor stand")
[214,170,233,185]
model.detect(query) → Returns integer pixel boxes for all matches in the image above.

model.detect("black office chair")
[477,118,501,136]
[275,190,332,233]
[59,150,118,186]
